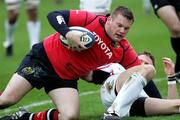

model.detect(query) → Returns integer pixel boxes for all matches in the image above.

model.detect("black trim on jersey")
[118,42,127,64]
[85,12,99,26]
[124,56,139,68]
[90,70,110,84]
[47,10,70,37]
[119,43,139,68]
[84,12,99,26]
[99,18,106,27]
[106,14,110,17]
[99,17,109,39]
[84,12,88,26]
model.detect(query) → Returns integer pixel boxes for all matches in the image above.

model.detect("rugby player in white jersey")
[101,51,180,120]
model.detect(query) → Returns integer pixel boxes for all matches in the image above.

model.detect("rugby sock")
[3,20,16,48]
[27,20,40,48]
[21,109,58,120]
[130,97,147,116]
[143,81,162,98]
[171,37,180,72]
[107,73,147,117]
[139,90,148,98]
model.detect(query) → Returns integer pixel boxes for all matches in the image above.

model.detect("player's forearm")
[47,10,70,37]
[81,70,110,84]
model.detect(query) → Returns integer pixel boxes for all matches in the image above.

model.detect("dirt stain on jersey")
[105,82,113,93]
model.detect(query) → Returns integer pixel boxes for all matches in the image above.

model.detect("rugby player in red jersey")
[2,53,180,120]
[0,6,155,120]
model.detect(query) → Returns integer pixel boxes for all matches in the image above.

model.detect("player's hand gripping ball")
[60,26,95,49]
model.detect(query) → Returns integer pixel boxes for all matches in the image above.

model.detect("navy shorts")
[16,43,78,94]
[150,0,180,14]
[130,97,147,116]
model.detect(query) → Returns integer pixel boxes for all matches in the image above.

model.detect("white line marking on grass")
[154,77,166,82]
[0,90,99,116]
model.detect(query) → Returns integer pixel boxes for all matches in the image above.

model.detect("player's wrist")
[175,72,180,79]
[167,75,177,85]
[167,73,176,78]
[167,74,176,81]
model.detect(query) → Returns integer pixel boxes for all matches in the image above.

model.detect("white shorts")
[100,74,119,111]
[5,0,40,10]
[100,70,149,115]
[80,0,112,13]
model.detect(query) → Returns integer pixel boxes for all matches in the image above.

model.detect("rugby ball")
[60,26,95,48]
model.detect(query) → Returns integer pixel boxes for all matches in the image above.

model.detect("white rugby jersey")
[97,63,126,76]
[80,0,112,14]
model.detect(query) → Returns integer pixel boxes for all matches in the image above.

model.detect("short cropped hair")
[111,6,134,22]
[139,51,155,66]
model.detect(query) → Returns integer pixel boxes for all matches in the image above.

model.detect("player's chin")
[113,37,123,42]
[113,35,123,41]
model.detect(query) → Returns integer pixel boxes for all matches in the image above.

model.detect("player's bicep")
[122,46,141,69]
[68,10,97,26]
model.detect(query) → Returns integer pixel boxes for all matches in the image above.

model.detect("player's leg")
[0,73,33,108]
[26,0,41,48]
[48,88,80,120]
[129,97,180,117]
[144,98,180,115]
[106,64,155,118]
[4,0,20,56]
[157,6,180,37]
[0,108,59,120]
[0,43,45,108]
[156,5,180,72]
[143,81,162,98]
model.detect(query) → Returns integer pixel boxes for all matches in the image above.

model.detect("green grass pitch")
[0,0,180,119]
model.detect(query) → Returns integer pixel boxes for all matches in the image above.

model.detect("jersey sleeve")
[68,10,97,26]
[47,10,70,37]
[120,39,141,69]
[47,10,97,37]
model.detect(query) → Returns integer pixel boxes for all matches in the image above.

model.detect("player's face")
[138,54,153,65]
[105,13,133,42]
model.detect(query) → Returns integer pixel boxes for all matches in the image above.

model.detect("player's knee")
[140,64,156,81]
[26,0,40,10]
[6,9,19,24]
[0,95,17,109]
[5,2,20,12]
[8,15,18,24]
[170,24,180,37]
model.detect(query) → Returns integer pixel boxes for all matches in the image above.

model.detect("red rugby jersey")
[43,10,141,80]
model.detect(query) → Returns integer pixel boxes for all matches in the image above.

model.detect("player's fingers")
[82,32,87,36]
[79,44,87,50]
[162,57,172,62]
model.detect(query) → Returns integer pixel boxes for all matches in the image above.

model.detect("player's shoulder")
[70,10,97,20]
[118,38,131,49]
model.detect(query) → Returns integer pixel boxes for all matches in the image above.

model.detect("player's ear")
[106,16,112,24]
